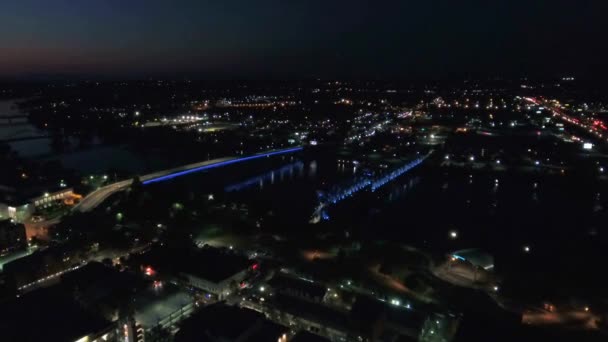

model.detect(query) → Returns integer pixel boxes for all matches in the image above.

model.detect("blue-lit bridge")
[74,146,303,212]
[310,152,431,223]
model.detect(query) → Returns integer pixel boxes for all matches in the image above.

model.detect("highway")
[524,97,607,143]
[73,146,303,213]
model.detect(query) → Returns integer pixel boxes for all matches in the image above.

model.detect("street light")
[449,230,458,239]
[523,245,530,253]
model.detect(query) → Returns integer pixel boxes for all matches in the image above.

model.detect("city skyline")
[1,2,607,341]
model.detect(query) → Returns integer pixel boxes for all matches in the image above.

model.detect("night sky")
[1,0,605,79]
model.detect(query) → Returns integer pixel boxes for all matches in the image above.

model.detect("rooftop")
[350,295,426,335]
[175,303,264,342]
[246,320,289,341]
[180,246,252,283]
[130,245,253,283]
[133,282,193,328]
[291,331,332,342]
[272,293,351,333]
[269,274,327,299]
[0,184,72,206]
[0,285,113,341]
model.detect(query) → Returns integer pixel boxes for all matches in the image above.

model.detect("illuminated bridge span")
[74,147,303,212]
[310,153,430,223]
[370,157,425,192]
[143,146,303,185]
[224,161,304,192]
[324,177,372,205]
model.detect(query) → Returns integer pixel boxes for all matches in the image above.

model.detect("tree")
[130,175,143,196]
[101,258,113,267]
[379,260,394,276]
[229,279,239,292]
[0,142,10,158]
[337,248,346,261]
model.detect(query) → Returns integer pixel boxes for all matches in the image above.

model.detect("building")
[268,273,328,303]
[269,293,352,341]
[291,331,331,342]
[0,186,79,222]
[60,262,184,340]
[31,187,78,208]
[0,219,26,255]
[0,285,117,342]
[175,303,289,342]
[180,246,254,300]
[0,190,33,222]
[3,244,84,288]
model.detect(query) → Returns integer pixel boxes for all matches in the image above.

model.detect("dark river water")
[143,149,608,261]
[142,148,608,297]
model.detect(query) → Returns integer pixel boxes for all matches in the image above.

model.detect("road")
[74,146,302,213]
[524,97,608,143]
[73,179,133,212]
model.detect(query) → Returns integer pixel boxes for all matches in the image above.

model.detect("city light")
[3,12,606,341]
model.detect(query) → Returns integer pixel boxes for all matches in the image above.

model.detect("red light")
[145,266,154,276]
[251,263,259,270]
